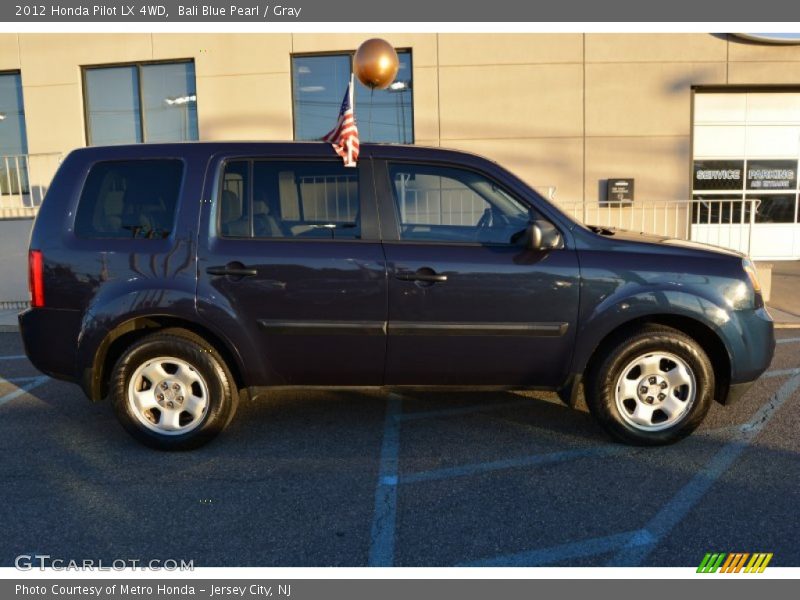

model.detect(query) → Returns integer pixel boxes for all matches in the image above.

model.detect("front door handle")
[395,268,448,283]
[206,262,258,278]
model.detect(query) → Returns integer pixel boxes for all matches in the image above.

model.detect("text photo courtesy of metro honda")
[18,40,775,451]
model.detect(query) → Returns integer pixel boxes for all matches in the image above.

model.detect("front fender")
[570,287,738,379]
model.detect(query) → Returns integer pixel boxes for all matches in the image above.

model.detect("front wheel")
[110,329,238,450]
[585,325,715,445]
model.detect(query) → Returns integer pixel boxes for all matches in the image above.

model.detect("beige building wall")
[583,34,728,204]
[3,33,800,207]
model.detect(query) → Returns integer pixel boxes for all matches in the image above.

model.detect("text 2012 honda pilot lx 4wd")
[19,142,775,450]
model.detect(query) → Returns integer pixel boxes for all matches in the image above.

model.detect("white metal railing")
[393,182,762,255]
[396,183,558,227]
[0,153,63,218]
[297,174,358,222]
[556,198,763,256]
[396,183,763,255]
[399,185,486,226]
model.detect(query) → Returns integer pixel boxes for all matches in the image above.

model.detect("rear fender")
[76,287,251,401]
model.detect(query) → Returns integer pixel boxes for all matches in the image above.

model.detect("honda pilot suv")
[19,142,775,450]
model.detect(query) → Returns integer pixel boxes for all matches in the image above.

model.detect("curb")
[0,301,27,332]
[767,306,800,329]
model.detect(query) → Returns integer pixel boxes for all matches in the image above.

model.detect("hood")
[586,225,745,258]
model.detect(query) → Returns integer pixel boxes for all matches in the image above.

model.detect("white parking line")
[0,355,26,361]
[462,373,800,567]
[460,529,653,567]
[608,372,800,566]
[367,369,783,568]
[0,376,49,407]
[402,444,628,484]
[776,337,800,344]
[2,376,44,384]
[762,368,800,379]
[399,424,737,486]
[383,361,800,567]
[368,393,403,567]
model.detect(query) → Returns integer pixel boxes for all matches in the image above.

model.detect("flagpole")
[347,72,355,167]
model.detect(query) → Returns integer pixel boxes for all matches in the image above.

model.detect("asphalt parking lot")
[1,330,799,568]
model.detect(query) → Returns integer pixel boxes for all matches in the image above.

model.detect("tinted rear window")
[75,160,183,239]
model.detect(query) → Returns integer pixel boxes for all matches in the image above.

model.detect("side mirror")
[526,220,562,250]
[528,222,543,249]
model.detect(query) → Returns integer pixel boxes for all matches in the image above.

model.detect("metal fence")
[557,198,761,256]
[397,181,486,226]
[296,174,359,222]
[0,153,63,218]
[395,180,559,227]
[393,178,760,255]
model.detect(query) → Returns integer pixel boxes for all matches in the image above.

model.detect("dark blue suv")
[19,142,775,449]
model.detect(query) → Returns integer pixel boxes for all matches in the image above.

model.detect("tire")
[585,325,714,446]
[110,328,239,450]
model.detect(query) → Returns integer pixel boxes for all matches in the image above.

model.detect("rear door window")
[75,160,183,239]
[218,160,361,240]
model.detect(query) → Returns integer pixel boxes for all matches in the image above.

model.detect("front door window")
[388,163,533,245]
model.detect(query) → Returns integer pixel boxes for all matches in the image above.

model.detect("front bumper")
[720,306,775,405]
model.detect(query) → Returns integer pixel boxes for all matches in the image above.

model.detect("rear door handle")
[206,263,258,277]
[395,268,448,283]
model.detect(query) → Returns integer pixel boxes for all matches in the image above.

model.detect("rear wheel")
[585,325,714,445]
[110,329,238,450]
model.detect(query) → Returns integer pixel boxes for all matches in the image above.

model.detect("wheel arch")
[581,314,732,405]
[84,315,246,402]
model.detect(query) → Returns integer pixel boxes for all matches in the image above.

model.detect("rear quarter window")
[74,160,183,239]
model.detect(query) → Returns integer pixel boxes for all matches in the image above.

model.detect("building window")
[83,61,199,146]
[0,71,29,195]
[292,51,413,144]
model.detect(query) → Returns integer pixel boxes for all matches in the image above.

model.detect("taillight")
[29,249,45,308]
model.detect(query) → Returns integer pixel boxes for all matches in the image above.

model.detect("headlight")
[742,258,762,295]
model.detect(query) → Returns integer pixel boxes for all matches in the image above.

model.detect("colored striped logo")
[697,552,773,573]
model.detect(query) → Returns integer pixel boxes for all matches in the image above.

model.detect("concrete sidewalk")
[0,308,20,332]
[769,306,800,328]
[767,261,800,327]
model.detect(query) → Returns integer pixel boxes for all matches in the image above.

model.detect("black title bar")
[3,0,800,22]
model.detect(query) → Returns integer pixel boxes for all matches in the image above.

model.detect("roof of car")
[66,141,494,165]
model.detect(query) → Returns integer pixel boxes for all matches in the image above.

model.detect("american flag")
[322,74,359,167]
